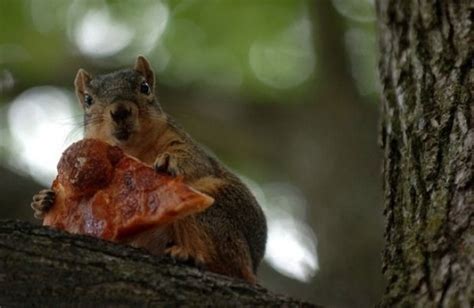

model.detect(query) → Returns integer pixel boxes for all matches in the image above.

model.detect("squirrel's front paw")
[165,245,205,267]
[31,189,55,219]
[154,152,180,176]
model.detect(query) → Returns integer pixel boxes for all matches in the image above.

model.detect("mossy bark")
[377,0,473,307]
[0,220,316,307]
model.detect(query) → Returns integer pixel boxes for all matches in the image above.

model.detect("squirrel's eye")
[84,94,93,107]
[140,82,150,95]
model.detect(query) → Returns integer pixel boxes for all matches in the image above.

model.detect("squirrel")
[31,56,267,284]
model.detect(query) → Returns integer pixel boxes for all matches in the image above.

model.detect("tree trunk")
[0,220,316,307]
[377,0,473,307]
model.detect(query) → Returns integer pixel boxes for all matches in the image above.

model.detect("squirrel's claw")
[165,245,205,268]
[31,189,55,219]
[154,152,180,176]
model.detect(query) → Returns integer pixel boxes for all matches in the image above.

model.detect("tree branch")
[0,220,316,307]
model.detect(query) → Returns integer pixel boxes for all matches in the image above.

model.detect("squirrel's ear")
[74,69,92,105]
[134,55,155,88]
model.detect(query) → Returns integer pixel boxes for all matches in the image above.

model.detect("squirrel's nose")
[110,105,132,123]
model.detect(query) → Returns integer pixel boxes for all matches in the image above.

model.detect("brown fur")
[49,56,267,283]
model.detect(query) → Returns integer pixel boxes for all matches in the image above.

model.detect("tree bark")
[0,220,316,307]
[377,0,473,307]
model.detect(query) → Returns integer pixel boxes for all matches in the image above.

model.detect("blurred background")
[0,0,383,307]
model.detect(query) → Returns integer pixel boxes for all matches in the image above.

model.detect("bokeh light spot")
[73,7,134,57]
[249,16,315,90]
[331,0,375,22]
[7,87,81,185]
[243,177,319,282]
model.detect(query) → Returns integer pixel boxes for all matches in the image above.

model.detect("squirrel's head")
[74,56,165,148]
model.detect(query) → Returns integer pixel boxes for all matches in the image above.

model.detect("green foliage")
[0,0,377,102]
